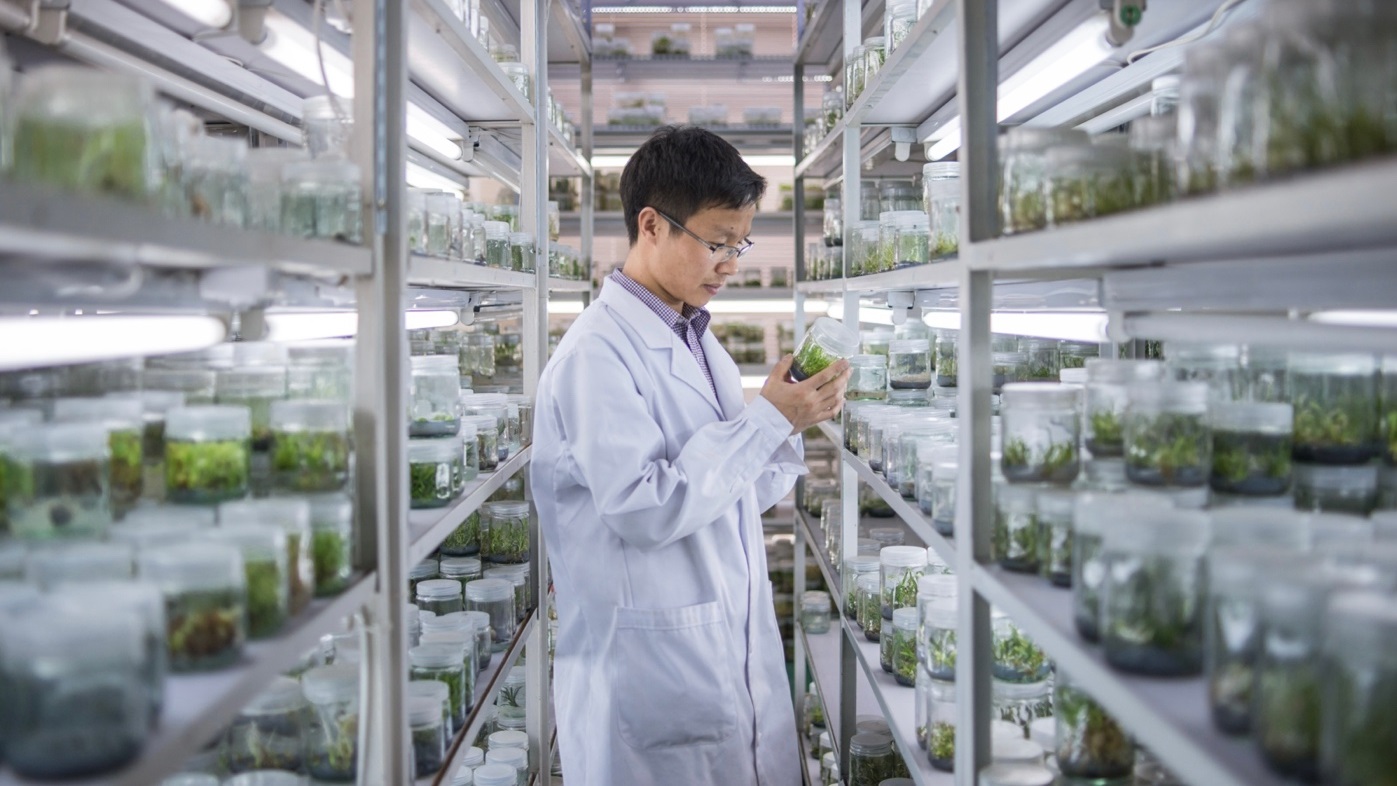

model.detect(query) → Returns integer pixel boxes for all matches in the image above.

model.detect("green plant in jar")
[108,427,143,510]
[928,721,955,771]
[243,557,287,638]
[1293,395,1376,463]
[484,505,530,564]
[441,511,481,555]
[1055,680,1135,780]
[312,528,350,596]
[167,588,246,671]
[166,439,250,503]
[1088,408,1124,455]
[13,117,154,200]
[892,620,919,686]
[1124,412,1210,487]
[992,623,1049,684]
[882,567,923,617]
[1383,407,1397,466]
[927,628,957,679]
[409,459,456,508]
[1256,663,1322,779]
[307,707,358,780]
[1211,429,1291,495]
[991,501,1039,574]
[7,455,109,539]
[271,430,351,493]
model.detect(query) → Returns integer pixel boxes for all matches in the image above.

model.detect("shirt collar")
[608,269,711,334]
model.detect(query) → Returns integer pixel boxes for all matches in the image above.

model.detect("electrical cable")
[1125,0,1248,64]
[312,0,351,123]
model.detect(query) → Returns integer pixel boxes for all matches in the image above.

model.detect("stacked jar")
[879,546,926,676]
[996,382,1082,574]
[1289,353,1380,515]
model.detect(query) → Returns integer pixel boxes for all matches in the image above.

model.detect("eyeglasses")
[652,209,754,264]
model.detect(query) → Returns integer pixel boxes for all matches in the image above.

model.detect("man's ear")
[635,206,662,246]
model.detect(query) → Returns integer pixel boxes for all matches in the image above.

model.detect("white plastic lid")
[889,339,931,353]
[1073,491,1174,537]
[1084,358,1165,385]
[423,610,478,633]
[223,772,303,786]
[918,574,957,600]
[990,719,1025,744]
[269,398,349,431]
[466,577,513,602]
[978,763,1055,786]
[440,557,482,578]
[1295,463,1378,494]
[1210,401,1293,433]
[880,545,928,568]
[25,542,134,588]
[408,678,450,707]
[1126,380,1210,411]
[1103,508,1210,554]
[52,396,143,427]
[417,579,463,601]
[993,736,1043,763]
[411,558,439,580]
[844,555,881,574]
[208,524,287,563]
[808,317,861,357]
[160,775,220,786]
[308,493,354,530]
[923,598,957,628]
[243,675,307,715]
[459,746,486,767]
[489,729,529,750]
[856,573,881,591]
[504,665,528,687]
[471,764,518,786]
[850,354,887,368]
[9,422,109,461]
[1209,508,1308,549]
[220,498,311,535]
[892,606,919,629]
[1058,368,1088,385]
[1208,545,1302,597]
[802,590,831,610]
[1034,489,1076,518]
[1305,512,1374,546]
[166,405,251,442]
[410,643,463,670]
[138,542,244,592]
[1287,352,1376,375]
[409,434,464,462]
[301,663,360,704]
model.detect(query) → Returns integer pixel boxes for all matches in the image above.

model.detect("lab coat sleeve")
[551,345,796,550]
[754,434,805,513]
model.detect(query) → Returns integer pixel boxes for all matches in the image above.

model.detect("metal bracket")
[1102,0,1146,47]
[199,266,275,308]
[237,0,271,43]
[886,290,921,326]
[891,127,917,162]
[462,127,481,163]
[29,0,69,45]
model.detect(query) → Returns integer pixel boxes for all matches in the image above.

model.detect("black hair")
[620,125,767,246]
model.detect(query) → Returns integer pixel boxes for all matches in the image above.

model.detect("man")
[530,125,851,785]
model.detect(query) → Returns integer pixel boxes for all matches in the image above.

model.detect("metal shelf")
[547,278,594,293]
[548,125,592,178]
[408,0,536,124]
[797,507,842,614]
[408,447,533,564]
[592,125,797,154]
[585,55,795,81]
[843,450,956,569]
[408,257,540,291]
[0,182,372,278]
[973,566,1288,786]
[816,420,843,447]
[0,574,377,786]
[843,262,965,294]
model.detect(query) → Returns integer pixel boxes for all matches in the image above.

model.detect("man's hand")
[761,355,852,434]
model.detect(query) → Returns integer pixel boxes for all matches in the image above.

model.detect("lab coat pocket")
[613,601,738,750]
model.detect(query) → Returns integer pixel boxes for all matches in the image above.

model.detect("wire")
[1125,0,1248,65]
[312,0,351,124]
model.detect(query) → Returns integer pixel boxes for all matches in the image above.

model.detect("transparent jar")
[302,95,352,159]
[999,126,1089,235]
[872,212,899,274]
[993,351,1027,393]
[991,612,1049,684]
[926,680,957,771]
[0,606,149,778]
[1124,381,1211,487]
[922,598,957,682]
[268,399,351,493]
[842,555,880,620]
[139,542,247,671]
[891,606,920,686]
[462,396,511,462]
[1058,341,1098,371]
[484,221,511,268]
[51,396,143,515]
[994,679,1054,739]
[409,435,463,509]
[309,493,354,596]
[214,368,284,460]
[793,318,860,381]
[1101,507,1210,676]
[857,572,882,642]
[1293,463,1378,516]
[223,676,306,774]
[417,578,463,616]
[848,354,889,400]
[24,542,133,588]
[49,580,166,724]
[1055,672,1135,781]
[509,232,535,273]
[850,220,880,276]
[802,590,832,634]
[466,577,516,653]
[848,732,901,786]
[281,159,362,243]
[410,695,447,778]
[485,746,527,785]
[1320,591,1397,786]
[302,664,360,781]
[1085,359,1164,458]
[821,751,839,784]
[992,484,1040,574]
[923,162,960,257]
[1206,546,1298,736]
[1035,489,1075,587]
[461,333,498,380]
[6,423,111,540]
[185,136,249,227]
[1289,353,1378,464]
[486,564,530,624]
[409,558,438,601]
[1072,492,1168,642]
[410,355,461,437]
[1209,402,1293,496]
[424,191,460,258]
[894,211,930,268]
[888,339,932,390]
[462,415,502,473]
[500,61,530,99]
[881,545,927,619]
[442,509,482,561]
[220,498,313,616]
[482,500,530,564]
[845,45,869,105]
[1015,339,1059,383]
[209,525,289,639]
[11,66,158,201]
[931,450,958,537]
[411,644,468,732]
[1000,383,1082,484]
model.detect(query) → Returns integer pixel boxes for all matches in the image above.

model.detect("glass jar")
[6,423,111,540]
[894,211,930,268]
[12,66,158,201]
[1207,402,1293,496]
[862,329,894,357]
[1294,463,1378,515]
[891,606,920,686]
[410,355,461,437]
[850,220,880,276]
[881,545,927,620]
[848,354,889,400]
[1289,353,1378,464]
[848,732,901,786]
[846,45,869,105]
[821,751,840,784]
[857,572,882,642]
[301,95,352,159]
[410,557,438,601]
[209,525,289,639]
[842,555,880,621]
[922,162,960,257]
[1073,492,1168,642]
[184,135,249,226]
[924,679,957,771]
[1206,546,1298,736]
[139,542,247,671]
[424,191,459,258]
[1124,381,1211,487]
[1085,359,1164,458]
[308,493,354,596]
[220,498,313,615]
[1035,489,1075,587]
[214,368,284,459]
[506,232,535,273]
[484,221,511,268]
[267,399,351,493]
[461,415,501,473]
[873,212,899,274]
[793,318,860,381]
[992,351,1027,393]
[802,590,832,634]
[409,435,463,509]
[922,597,957,682]
[933,330,958,388]
[1000,383,1082,484]
[1101,507,1209,676]
[301,664,360,782]
[223,676,306,773]
[992,484,1040,574]
[281,159,362,243]
[406,187,431,253]
[417,578,463,616]
[409,694,447,778]
[993,679,1053,741]
[51,396,143,515]
[466,578,517,652]
[991,613,1050,684]
[24,542,133,588]
[1320,590,1397,786]
[1054,672,1135,781]
[822,197,843,248]
[998,126,1089,235]
[888,339,933,390]
[462,396,511,460]
[1014,339,1059,383]
[485,564,530,622]
[929,449,959,537]
[482,500,530,564]
[410,643,468,732]
[0,605,149,778]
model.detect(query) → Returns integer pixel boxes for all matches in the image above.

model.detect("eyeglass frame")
[650,208,755,264]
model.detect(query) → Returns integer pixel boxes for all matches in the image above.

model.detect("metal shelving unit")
[790,0,1397,783]
[0,0,591,783]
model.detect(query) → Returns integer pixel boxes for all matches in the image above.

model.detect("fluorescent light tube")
[0,316,226,372]
[406,162,469,192]
[406,105,465,161]
[1308,310,1397,328]
[154,0,233,28]
[265,310,459,342]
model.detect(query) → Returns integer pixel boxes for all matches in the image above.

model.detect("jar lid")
[490,729,530,751]
[269,398,350,431]
[923,161,960,179]
[1295,462,1378,492]
[0,407,42,436]
[508,231,534,245]
[216,366,288,399]
[978,763,1055,786]
[996,484,1037,512]
[51,395,143,427]
[465,577,513,602]
[887,389,929,405]
[409,434,463,462]
[462,610,491,629]
[485,565,529,585]
[1073,491,1174,537]
[1208,545,1302,597]
[25,542,134,588]
[821,751,838,767]
[487,747,527,769]
[1034,489,1076,517]
[844,555,881,573]
[1058,368,1087,385]
[1305,512,1375,547]
[138,542,244,590]
[440,557,481,577]
[411,558,439,580]
[484,221,511,239]
[1084,358,1165,384]
[422,610,477,633]
[1126,380,1209,411]
[460,415,499,434]
[131,390,187,417]
[243,675,307,715]
[460,746,486,767]
[284,157,362,183]
[166,405,251,441]
[308,493,354,529]
[160,775,220,786]
[856,573,881,591]
[993,736,1043,763]
[1326,590,1397,655]
[209,524,288,563]
[485,500,531,518]
[417,578,463,601]
[1287,351,1376,375]
[880,545,928,568]
[412,354,459,371]
[808,317,861,357]
[923,598,957,628]
[888,339,931,353]
[802,590,831,608]
[144,367,218,395]
[220,498,311,534]
[848,732,893,755]
[1000,382,1081,409]
[855,715,891,735]
[1103,508,1209,554]
[301,663,360,703]
[850,354,887,368]
[473,763,519,786]
[857,539,881,556]
[1210,401,1293,433]
[1209,508,1308,549]
[408,695,444,727]
[862,36,886,47]
[408,678,450,706]
[410,643,464,670]
[9,422,110,461]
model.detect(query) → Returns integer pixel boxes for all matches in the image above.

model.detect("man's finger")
[770,355,794,380]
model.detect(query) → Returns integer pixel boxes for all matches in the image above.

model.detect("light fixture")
[918,310,1109,342]
[154,0,234,29]
[407,162,469,192]
[1308,310,1397,328]
[0,315,226,372]
[264,310,459,342]
[261,13,463,160]
[923,14,1116,159]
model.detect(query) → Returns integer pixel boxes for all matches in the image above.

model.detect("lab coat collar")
[599,279,725,418]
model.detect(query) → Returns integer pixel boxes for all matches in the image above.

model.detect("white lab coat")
[531,280,807,786]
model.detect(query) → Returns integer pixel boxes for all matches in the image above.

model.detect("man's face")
[651,204,756,309]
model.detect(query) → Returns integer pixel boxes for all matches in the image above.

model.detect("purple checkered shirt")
[608,269,717,399]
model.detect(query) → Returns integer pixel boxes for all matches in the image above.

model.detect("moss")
[1293,395,1376,462]
[1210,429,1292,495]
[409,460,455,509]
[484,514,530,564]
[1124,411,1210,487]
[313,529,350,596]
[271,429,351,492]
[792,342,839,382]
[108,428,143,509]
[1087,409,1124,456]
[992,625,1048,683]
[244,558,287,638]
[12,118,153,201]
[893,627,918,686]
[166,588,245,672]
[166,438,249,503]
[1055,682,1133,779]
[928,721,955,771]
[441,511,481,556]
